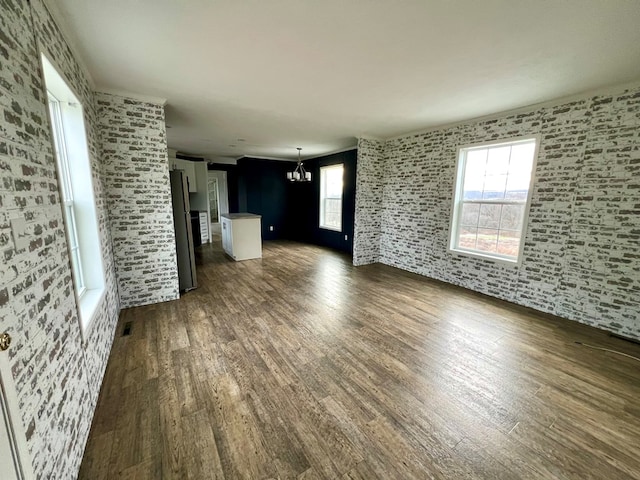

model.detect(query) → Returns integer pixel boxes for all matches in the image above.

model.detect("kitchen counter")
[221,213,262,261]
[221,213,261,220]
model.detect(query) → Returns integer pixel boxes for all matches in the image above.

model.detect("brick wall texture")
[1,0,638,477]
[97,93,179,308]
[353,86,640,340]
[0,0,176,478]
[353,137,385,266]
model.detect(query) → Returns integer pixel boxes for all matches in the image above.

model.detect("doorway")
[208,170,229,235]
[0,339,34,479]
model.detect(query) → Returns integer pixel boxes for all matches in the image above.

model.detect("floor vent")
[122,322,132,336]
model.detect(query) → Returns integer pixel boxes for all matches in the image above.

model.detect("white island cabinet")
[221,213,262,261]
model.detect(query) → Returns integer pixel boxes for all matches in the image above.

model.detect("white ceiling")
[51,0,640,162]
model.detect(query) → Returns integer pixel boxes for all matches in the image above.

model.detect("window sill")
[78,287,106,342]
[449,247,521,267]
[319,225,342,232]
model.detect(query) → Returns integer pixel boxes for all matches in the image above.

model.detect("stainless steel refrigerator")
[170,170,197,291]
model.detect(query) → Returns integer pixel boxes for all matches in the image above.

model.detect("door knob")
[0,332,11,351]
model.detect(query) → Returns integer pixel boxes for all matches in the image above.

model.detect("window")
[449,137,538,264]
[42,54,105,337]
[320,164,343,231]
[48,93,86,294]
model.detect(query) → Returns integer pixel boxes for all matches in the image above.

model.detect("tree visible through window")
[320,164,343,231]
[450,137,538,263]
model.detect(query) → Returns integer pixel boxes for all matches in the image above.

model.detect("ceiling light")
[287,147,311,182]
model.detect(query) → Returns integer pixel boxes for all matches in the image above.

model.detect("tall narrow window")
[42,54,105,337]
[48,93,86,295]
[320,164,343,231]
[450,137,538,264]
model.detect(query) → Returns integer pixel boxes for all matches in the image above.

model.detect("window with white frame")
[42,54,105,337]
[319,164,343,231]
[48,92,86,294]
[449,137,538,264]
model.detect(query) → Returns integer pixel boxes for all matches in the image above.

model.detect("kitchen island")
[221,213,262,261]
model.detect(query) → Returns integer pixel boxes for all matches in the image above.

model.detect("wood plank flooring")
[79,239,640,479]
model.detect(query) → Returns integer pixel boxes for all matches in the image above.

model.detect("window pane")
[452,138,536,262]
[463,149,486,199]
[457,226,477,249]
[497,230,522,257]
[323,198,341,229]
[482,175,506,199]
[65,204,79,250]
[325,167,343,198]
[500,204,525,230]
[486,146,510,175]
[463,176,483,200]
[478,203,501,229]
[466,149,487,168]
[48,97,74,201]
[505,141,535,200]
[320,164,343,230]
[510,142,536,171]
[505,174,530,200]
[476,228,498,253]
[460,203,480,226]
[71,247,85,293]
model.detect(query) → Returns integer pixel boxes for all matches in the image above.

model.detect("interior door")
[208,171,229,235]
[0,397,21,480]
[0,332,32,479]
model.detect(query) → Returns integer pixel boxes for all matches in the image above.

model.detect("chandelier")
[287,147,311,182]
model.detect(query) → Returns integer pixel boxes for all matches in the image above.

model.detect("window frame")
[48,93,87,297]
[42,53,106,340]
[448,135,539,266]
[319,163,344,232]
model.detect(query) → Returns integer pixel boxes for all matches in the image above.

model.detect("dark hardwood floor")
[79,238,640,479]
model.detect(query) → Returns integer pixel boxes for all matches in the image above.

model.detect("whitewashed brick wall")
[354,86,640,340]
[97,93,179,308]
[0,0,121,478]
[354,137,385,266]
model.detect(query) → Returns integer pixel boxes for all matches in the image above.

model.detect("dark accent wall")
[287,150,357,254]
[236,158,291,241]
[222,150,357,253]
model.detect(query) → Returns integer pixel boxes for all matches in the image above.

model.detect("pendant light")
[287,147,311,182]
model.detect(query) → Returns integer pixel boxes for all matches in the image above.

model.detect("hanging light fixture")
[287,147,311,182]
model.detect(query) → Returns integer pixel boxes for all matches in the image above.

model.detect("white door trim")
[0,348,35,480]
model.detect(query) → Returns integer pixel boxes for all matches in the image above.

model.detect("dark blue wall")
[217,149,357,254]
[236,158,292,241]
[287,150,357,254]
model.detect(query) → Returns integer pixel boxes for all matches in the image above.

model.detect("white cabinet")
[199,211,209,244]
[221,213,262,261]
[170,158,197,192]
